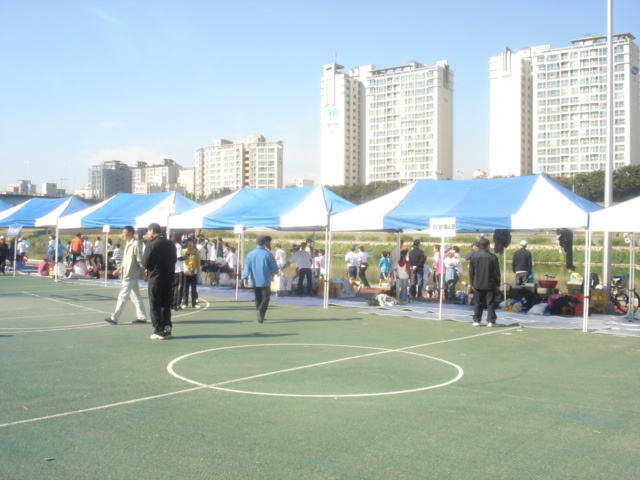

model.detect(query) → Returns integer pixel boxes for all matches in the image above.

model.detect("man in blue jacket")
[243,236,279,323]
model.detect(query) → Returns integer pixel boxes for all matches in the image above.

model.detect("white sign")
[102,225,110,233]
[233,224,244,234]
[430,217,456,237]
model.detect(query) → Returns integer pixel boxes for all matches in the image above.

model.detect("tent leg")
[583,230,592,333]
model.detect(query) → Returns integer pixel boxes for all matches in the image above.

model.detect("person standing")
[182,237,201,309]
[70,233,83,266]
[284,242,314,295]
[357,245,372,288]
[512,240,533,285]
[143,223,177,340]
[396,249,411,303]
[243,236,279,323]
[94,236,104,266]
[408,240,426,298]
[104,226,148,325]
[171,232,186,311]
[345,245,359,290]
[274,244,287,270]
[0,236,8,275]
[83,236,93,266]
[469,237,501,327]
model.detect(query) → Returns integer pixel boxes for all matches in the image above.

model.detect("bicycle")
[610,273,640,315]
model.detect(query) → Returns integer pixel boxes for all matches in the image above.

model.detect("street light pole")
[457,170,465,179]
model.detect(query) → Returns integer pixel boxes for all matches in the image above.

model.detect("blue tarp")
[0,197,89,227]
[57,191,200,229]
[169,185,355,230]
[330,175,603,232]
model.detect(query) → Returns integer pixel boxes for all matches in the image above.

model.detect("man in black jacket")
[408,239,426,298]
[143,223,177,340]
[469,237,500,327]
[512,240,533,285]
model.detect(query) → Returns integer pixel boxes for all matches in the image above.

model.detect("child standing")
[378,251,392,287]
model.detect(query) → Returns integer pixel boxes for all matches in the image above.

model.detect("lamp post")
[65,166,75,195]
[457,170,465,179]
[20,160,31,193]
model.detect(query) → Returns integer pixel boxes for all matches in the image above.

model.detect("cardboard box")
[590,289,607,314]
[272,275,291,292]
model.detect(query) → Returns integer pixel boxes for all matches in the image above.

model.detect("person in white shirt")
[284,243,314,295]
[94,237,104,265]
[83,236,93,265]
[345,245,359,290]
[274,244,287,269]
[172,233,186,310]
[226,247,238,274]
[356,245,372,288]
[17,238,30,264]
[315,250,326,277]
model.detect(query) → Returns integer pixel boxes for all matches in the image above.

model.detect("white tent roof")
[589,196,640,232]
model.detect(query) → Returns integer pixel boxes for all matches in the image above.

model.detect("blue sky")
[1,0,638,192]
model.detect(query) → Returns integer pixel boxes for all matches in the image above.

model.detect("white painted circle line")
[167,343,464,398]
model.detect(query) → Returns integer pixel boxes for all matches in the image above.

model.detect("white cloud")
[100,121,121,128]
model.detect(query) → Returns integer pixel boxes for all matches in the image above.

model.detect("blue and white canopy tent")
[0,196,90,277]
[168,185,356,305]
[0,199,11,212]
[585,195,640,325]
[330,175,603,319]
[54,192,199,283]
[0,196,89,227]
[57,191,199,230]
[330,175,601,232]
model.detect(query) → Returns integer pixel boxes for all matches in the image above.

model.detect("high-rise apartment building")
[131,158,182,194]
[194,135,283,198]
[490,33,639,177]
[88,160,132,199]
[320,60,454,186]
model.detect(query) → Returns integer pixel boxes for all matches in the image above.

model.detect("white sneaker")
[472,322,481,327]
[195,304,201,309]
[487,322,495,327]
[180,304,187,309]
[150,333,166,340]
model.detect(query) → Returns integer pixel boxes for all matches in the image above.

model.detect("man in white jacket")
[104,226,148,325]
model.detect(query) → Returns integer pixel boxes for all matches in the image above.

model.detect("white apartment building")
[131,158,182,194]
[490,33,639,177]
[88,160,132,199]
[194,135,283,198]
[320,60,454,186]
[246,135,284,189]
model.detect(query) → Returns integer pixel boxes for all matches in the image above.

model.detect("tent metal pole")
[323,224,329,309]
[235,229,243,301]
[54,225,59,282]
[583,230,592,332]
[627,232,635,321]
[438,235,445,320]
[325,228,332,309]
[104,229,109,287]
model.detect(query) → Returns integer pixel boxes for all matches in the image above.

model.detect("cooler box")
[272,275,292,292]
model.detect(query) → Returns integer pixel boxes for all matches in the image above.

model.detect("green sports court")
[1,275,639,479]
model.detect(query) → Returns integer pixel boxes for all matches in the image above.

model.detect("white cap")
[520,240,528,246]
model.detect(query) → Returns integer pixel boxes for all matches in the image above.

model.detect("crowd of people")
[3,227,549,333]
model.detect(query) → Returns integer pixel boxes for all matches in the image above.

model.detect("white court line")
[0,327,516,428]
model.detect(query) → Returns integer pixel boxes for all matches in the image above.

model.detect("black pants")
[148,282,173,334]
[0,256,5,274]
[473,288,497,323]
[182,274,199,307]
[358,266,371,287]
[297,268,314,295]
[409,268,424,297]
[172,272,184,309]
[254,286,271,321]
